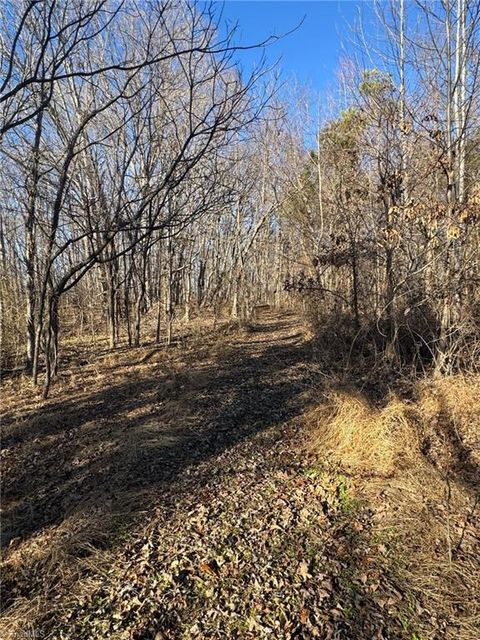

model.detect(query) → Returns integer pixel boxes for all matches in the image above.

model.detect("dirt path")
[2,311,411,640]
[3,310,313,547]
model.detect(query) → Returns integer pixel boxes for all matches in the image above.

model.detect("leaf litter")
[2,313,420,640]
[46,427,414,640]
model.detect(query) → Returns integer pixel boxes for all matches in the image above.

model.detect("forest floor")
[1,309,479,640]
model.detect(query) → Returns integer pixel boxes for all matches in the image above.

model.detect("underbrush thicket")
[304,314,480,639]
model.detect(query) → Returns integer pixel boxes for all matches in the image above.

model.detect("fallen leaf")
[199,562,217,577]
[298,561,310,578]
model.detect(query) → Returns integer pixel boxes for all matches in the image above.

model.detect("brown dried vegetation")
[2,311,478,639]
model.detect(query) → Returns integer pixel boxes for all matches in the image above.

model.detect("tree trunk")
[166,233,173,345]
[43,291,60,399]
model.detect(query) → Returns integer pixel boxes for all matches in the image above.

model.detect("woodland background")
[1,0,479,396]
[1,3,480,640]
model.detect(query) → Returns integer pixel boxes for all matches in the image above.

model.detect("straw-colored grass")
[306,391,419,477]
[306,375,480,640]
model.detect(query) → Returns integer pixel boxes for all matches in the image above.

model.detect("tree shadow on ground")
[433,394,480,495]
[2,312,460,639]
[2,314,314,559]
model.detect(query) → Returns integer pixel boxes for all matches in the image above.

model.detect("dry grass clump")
[0,509,115,640]
[306,390,418,477]
[416,374,480,476]
[306,376,480,640]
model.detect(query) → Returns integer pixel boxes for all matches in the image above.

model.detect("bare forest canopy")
[1,0,479,397]
[2,4,480,640]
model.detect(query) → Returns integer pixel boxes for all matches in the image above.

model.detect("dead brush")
[304,376,480,640]
[305,390,419,477]
[0,506,133,640]
[416,374,480,475]
[381,466,480,640]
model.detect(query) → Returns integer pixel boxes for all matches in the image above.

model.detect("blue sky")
[214,1,373,94]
